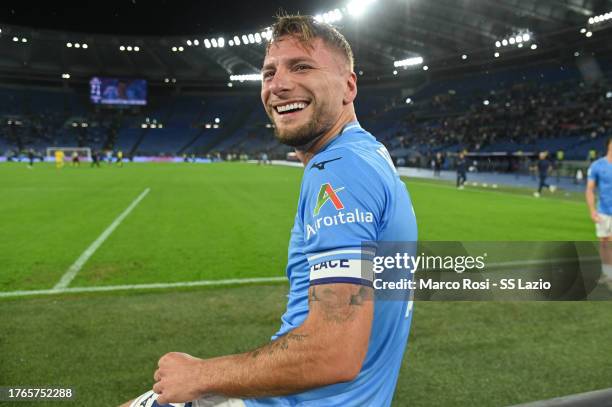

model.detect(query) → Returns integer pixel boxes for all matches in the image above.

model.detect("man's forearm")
[586,187,597,212]
[197,326,350,398]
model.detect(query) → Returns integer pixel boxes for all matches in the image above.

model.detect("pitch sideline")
[53,187,151,290]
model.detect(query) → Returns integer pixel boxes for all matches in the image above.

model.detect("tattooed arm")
[153,283,374,403]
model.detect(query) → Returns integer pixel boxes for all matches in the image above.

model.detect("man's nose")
[268,69,293,95]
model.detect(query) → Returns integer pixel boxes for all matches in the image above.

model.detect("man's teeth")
[276,102,307,113]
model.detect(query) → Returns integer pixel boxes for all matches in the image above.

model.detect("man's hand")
[153,352,204,404]
[591,209,601,223]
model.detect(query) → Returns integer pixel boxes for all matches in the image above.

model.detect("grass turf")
[0,162,609,406]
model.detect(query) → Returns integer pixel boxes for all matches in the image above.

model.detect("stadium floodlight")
[483,100,490,106]
[141,123,147,128]
[589,17,595,24]
[193,39,199,46]
[164,78,169,83]
[213,124,219,129]
[501,39,508,46]
[211,38,218,47]
[81,123,88,128]
[205,124,212,129]
[229,74,262,82]
[227,82,233,87]
[509,37,515,45]
[393,56,423,67]
[606,91,612,99]
[66,42,73,47]
[215,117,220,123]
[62,73,71,79]
[574,51,580,57]
[204,39,211,48]
[531,43,538,49]
[580,28,587,33]
[218,37,225,47]
[75,43,81,48]
[158,124,163,128]
[21,38,27,43]
[233,35,240,45]
[241,35,248,44]
[255,33,262,43]
[462,54,467,60]
[187,40,192,46]
[12,36,18,42]
[494,52,500,58]
[82,43,88,49]
[422,65,429,71]
[248,33,255,44]
[229,40,234,46]
[515,35,522,43]
[586,31,593,37]
[150,124,157,128]
[517,43,523,48]
[495,41,501,47]
[72,122,77,127]
[171,78,177,83]
[347,0,377,18]
[178,46,184,51]
[393,70,397,75]
[134,46,139,51]
[121,45,126,51]
[405,97,412,104]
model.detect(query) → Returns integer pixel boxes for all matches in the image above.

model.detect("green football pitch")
[0,162,610,406]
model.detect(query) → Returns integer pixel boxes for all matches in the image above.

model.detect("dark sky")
[0,0,337,36]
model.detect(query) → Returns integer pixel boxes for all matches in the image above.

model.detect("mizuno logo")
[314,183,345,216]
[310,157,342,171]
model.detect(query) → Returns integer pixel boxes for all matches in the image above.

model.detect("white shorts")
[129,390,245,407]
[596,214,612,238]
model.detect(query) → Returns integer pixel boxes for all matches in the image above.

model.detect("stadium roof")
[0,0,611,87]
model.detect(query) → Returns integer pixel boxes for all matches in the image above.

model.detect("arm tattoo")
[249,333,309,359]
[309,285,372,323]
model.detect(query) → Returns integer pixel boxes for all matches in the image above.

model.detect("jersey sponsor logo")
[306,208,374,240]
[310,157,342,171]
[314,183,345,215]
[310,259,350,271]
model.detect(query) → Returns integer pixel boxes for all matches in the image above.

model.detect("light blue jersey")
[588,157,612,215]
[245,122,418,407]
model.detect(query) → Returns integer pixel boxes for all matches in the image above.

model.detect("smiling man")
[121,15,417,407]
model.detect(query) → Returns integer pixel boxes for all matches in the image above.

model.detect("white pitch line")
[1,276,287,299]
[53,188,151,290]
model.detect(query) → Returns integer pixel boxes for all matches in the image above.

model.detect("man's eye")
[294,65,311,71]
[263,71,274,80]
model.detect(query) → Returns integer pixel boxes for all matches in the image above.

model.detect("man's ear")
[343,71,357,105]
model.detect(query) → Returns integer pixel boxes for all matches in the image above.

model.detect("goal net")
[46,147,92,161]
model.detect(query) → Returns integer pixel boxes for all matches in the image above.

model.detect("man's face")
[261,36,352,147]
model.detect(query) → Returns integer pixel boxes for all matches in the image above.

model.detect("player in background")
[116,150,124,167]
[91,150,101,168]
[71,151,80,167]
[533,151,556,197]
[54,149,64,169]
[121,14,417,407]
[586,137,612,288]
[456,151,467,189]
[27,148,35,168]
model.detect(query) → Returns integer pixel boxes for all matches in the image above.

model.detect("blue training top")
[588,157,612,215]
[245,122,418,407]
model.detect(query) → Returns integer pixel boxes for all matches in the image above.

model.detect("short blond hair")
[267,14,354,71]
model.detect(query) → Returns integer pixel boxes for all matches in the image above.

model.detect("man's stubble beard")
[271,104,332,148]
